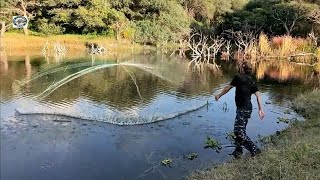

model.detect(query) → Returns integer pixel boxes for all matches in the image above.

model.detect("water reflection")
[0,41,8,75]
[0,55,318,125]
[256,61,318,85]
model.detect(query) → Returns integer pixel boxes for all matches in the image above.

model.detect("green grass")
[188,89,320,180]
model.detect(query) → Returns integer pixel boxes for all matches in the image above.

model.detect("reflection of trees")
[0,48,8,75]
[176,67,228,98]
[256,61,314,84]
[0,58,36,101]
[2,55,318,111]
[24,55,31,91]
[255,61,318,105]
[39,66,171,109]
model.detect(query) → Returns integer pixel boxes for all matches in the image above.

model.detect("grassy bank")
[188,89,320,180]
[1,33,148,57]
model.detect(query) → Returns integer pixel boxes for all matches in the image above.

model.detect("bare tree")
[271,3,306,35]
[221,40,231,61]
[308,31,318,47]
[187,32,225,70]
[224,30,256,60]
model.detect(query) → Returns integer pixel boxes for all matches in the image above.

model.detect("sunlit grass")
[2,32,146,56]
[258,33,270,56]
[242,34,319,63]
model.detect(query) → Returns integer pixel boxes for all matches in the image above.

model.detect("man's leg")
[234,109,258,156]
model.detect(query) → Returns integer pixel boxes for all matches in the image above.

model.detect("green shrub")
[36,19,64,35]
[122,24,136,41]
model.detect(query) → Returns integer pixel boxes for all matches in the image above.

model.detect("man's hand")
[255,91,265,120]
[215,95,220,101]
[214,85,233,101]
[258,109,265,120]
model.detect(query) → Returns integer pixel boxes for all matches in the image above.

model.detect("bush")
[36,19,64,35]
[121,23,136,42]
[134,20,169,45]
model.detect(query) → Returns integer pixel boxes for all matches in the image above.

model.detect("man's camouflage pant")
[234,109,258,156]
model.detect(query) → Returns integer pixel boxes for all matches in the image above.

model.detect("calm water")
[1,54,319,180]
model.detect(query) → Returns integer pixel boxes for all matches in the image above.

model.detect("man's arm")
[255,91,265,120]
[215,85,234,101]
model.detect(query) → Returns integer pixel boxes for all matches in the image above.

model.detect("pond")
[1,54,319,180]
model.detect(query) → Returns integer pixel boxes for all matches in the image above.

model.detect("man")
[215,61,265,157]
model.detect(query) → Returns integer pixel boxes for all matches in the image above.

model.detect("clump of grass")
[280,36,295,57]
[293,89,320,118]
[188,89,320,180]
[204,137,222,151]
[258,33,269,56]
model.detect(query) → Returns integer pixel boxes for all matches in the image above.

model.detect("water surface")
[1,54,318,180]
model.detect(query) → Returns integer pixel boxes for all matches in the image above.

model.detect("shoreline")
[188,89,320,180]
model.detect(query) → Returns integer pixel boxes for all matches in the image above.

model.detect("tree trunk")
[23,26,29,35]
[0,21,5,37]
[21,0,29,35]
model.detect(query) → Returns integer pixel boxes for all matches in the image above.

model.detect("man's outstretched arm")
[215,85,234,101]
[255,91,265,120]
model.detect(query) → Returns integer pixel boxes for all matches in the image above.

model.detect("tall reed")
[258,33,269,56]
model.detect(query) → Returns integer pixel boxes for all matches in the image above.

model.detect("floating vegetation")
[161,158,173,167]
[204,137,222,152]
[226,132,236,142]
[186,153,198,160]
[277,117,290,124]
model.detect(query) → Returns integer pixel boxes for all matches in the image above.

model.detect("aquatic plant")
[226,132,236,143]
[186,153,198,160]
[161,158,173,167]
[204,137,222,151]
[277,117,290,124]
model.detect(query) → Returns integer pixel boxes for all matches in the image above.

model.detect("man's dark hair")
[241,61,252,74]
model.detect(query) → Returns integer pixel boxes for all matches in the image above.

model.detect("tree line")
[0,0,319,45]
